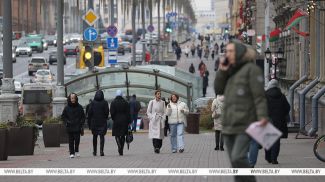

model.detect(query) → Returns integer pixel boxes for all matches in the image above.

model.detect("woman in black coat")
[61,93,85,158]
[88,90,109,156]
[265,80,290,164]
[110,90,131,156]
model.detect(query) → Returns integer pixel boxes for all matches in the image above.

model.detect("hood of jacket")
[67,93,79,107]
[228,40,257,76]
[266,87,282,99]
[94,90,104,101]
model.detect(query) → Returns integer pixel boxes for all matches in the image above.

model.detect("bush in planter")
[7,117,39,156]
[43,117,61,147]
[199,100,214,130]
[0,122,9,160]
[45,117,69,144]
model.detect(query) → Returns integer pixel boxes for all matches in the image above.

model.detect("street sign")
[147,25,155,33]
[106,37,118,49]
[108,50,117,64]
[107,25,118,37]
[83,27,98,42]
[82,9,99,26]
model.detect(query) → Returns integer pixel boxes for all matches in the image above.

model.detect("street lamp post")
[264,48,284,80]
[0,0,19,123]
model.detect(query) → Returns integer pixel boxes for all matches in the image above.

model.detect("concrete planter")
[43,123,61,147]
[60,124,69,144]
[8,127,34,156]
[0,128,9,160]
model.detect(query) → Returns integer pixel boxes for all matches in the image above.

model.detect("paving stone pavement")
[1,131,324,182]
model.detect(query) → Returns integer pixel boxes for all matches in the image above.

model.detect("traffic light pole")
[57,0,64,86]
[3,0,13,79]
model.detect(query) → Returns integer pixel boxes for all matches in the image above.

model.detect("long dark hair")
[170,94,179,103]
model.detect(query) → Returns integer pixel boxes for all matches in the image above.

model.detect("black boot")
[100,135,105,156]
[115,137,123,156]
[93,135,97,156]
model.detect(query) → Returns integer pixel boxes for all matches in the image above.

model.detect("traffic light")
[78,44,105,69]
[83,45,92,68]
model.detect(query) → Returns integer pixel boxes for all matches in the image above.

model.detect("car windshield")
[27,38,41,43]
[36,71,50,76]
[31,59,45,63]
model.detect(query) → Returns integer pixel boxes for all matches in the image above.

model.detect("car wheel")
[29,53,32,57]
[49,62,53,65]
[28,71,33,76]
[16,54,19,57]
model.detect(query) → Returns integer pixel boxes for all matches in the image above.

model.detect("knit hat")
[116,90,123,97]
[267,79,279,90]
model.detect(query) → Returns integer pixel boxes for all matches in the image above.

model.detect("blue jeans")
[248,139,260,167]
[169,123,185,151]
[131,114,138,131]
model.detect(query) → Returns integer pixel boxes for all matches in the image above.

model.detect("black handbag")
[126,130,133,150]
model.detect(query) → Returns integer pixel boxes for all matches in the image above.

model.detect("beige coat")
[211,96,224,131]
[147,99,166,139]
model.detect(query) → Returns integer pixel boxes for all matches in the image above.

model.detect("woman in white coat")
[166,94,189,153]
[211,95,224,151]
[147,90,166,154]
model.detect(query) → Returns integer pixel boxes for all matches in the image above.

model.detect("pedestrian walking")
[176,46,182,60]
[211,95,224,151]
[197,45,203,59]
[198,60,206,77]
[215,57,220,71]
[204,46,210,60]
[191,43,196,57]
[88,90,109,157]
[166,94,189,153]
[147,90,166,154]
[265,79,290,164]
[189,63,195,74]
[110,90,131,156]
[162,97,170,137]
[129,94,141,132]
[211,50,215,61]
[214,40,268,182]
[86,99,92,129]
[214,42,219,55]
[184,45,190,58]
[61,93,85,158]
[220,42,225,53]
[203,70,209,97]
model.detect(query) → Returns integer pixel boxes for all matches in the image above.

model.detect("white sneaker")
[75,152,80,157]
[70,154,75,158]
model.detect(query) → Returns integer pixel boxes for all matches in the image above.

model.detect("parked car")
[28,57,49,76]
[49,51,66,65]
[69,34,81,43]
[117,43,125,55]
[33,69,54,83]
[15,43,33,57]
[121,41,132,53]
[64,45,79,56]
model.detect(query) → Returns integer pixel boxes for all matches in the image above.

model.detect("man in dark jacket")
[265,79,290,164]
[214,40,268,182]
[189,63,195,74]
[203,70,209,97]
[110,90,131,156]
[129,94,141,132]
[61,93,85,158]
[88,90,109,156]
[175,46,182,60]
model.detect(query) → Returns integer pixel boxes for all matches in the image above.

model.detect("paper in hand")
[245,122,282,150]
